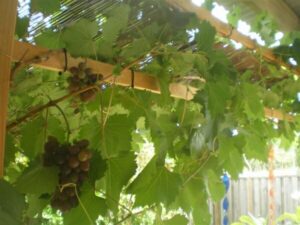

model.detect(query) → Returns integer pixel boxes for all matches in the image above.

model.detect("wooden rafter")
[0,0,18,177]
[166,0,300,77]
[11,41,294,122]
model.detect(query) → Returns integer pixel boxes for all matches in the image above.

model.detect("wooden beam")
[0,0,18,177]
[165,0,300,77]
[11,41,294,122]
[250,0,300,32]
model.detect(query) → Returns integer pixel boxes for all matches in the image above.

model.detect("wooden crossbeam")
[0,0,18,177]
[166,0,300,77]
[11,41,294,122]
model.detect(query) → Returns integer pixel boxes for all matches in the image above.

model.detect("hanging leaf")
[63,183,107,225]
[31,0,60,15]
[20,116,45,158]
[15,164,59,195]
[62,19,99,57]
[162,215,188,225]
[105,152,136,213]
[35,30,65,49]
[0,180,26,225]
[127,158,182,206]
[206,169,225,202]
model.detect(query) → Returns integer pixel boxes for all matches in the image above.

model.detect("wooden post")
[0,0,18,177]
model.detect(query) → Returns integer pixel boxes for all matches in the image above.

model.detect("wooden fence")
[213,169,300,224]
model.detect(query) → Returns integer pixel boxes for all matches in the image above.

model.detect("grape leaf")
[105,152,136,213]
[206,169,225,202]
[127,157,182,206]
[20,116,45,158]
[120,38,151,62]
[103,115,136,157]
[31,0,60,15]
[15,17,29,38]
[175,179,211,225]
[218,136,244,179]
[206,78,231,118]
[0,179,25,225]
[5,133,17,167]
[47,116,66,143]
[15,164,59,195]
[244,134,268,161]
[64,183,107,225]
[102,4,130,43]
[242,83,264,120]
[196,21,216,53]
[35,30,65,49]
[162,215,188,225]
[26,194,49,217]
[62,19,99,57]
[80,116,101,151]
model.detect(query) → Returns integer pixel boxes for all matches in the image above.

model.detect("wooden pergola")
[0,0,296,177]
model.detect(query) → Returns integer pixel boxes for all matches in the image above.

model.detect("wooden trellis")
[0,1,296,177]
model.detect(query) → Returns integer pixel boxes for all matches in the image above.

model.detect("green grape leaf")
[102,4,130,43]
[64,183,107,225]
[104,115,136,157]
[242,83,264,120]
[35,30,65,49]
[196,21,216,53]
[15,164,59,195]
[80,117,101,150]
[218,137,244,179]
[31,0,60,15]
[47,116,66,143]
[62,19,99,57]
[105,153,136,213]
[175,179,211,225]
[15,17,29,38]
[0,179,25,225]
[120,38,151,62]
[206,170,225,202]
[4,133,17,167]
[162,215,188,225]
[206,79,231,117]
[244,134,268,161]
[127,158,182,206]
[20,116,45,158]
[26,194,49,217]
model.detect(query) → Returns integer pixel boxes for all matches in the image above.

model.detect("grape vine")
[3,0,300,225]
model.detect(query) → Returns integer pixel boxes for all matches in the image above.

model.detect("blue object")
[223,215,229,225]
[222,197,229,210]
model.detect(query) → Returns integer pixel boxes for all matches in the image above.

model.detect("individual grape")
[78,171,88,183]
[78,150,91,162]
[54,152,66,165]
[60,164,72,176]
[78,62,86,71]
[69,196,79,207]
[69,66,79,75]
[80,161,90,172]
[84,68,93,76]
[68,156,80,168]
[68,145,80,155]
[76,139,89,149]
[80,89,96,102]
[68,173,79,184]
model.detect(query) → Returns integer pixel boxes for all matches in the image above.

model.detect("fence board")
[215,169,300,224]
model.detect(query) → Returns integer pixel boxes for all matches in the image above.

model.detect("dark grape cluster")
[67,62,103,102]
[43,136,92,212]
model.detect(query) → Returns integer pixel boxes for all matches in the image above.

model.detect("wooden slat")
[166,0,300,77]
[0,0,18,177]
[250,0,300,31]
[12,41,294,122]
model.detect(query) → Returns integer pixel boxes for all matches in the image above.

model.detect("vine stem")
[53,103,71,141]
[7,84,98,130]
[182,154,211,187]
[115,205,155,225]
[61,183,94,225]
